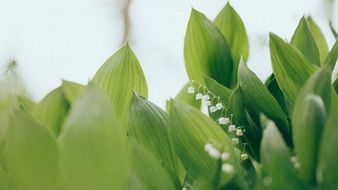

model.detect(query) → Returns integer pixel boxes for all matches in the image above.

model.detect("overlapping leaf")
[184,9,233,87]
[214,3,249,86]
[92,44,148,122]
[61,80,85,105]
[59,86,129,190]
[324,39,338,71]
[307,17,329,64]
[269,33,318,104]
[174,83,201,109]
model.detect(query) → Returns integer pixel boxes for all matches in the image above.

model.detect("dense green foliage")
[0,3,338,190]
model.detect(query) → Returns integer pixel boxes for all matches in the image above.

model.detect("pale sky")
[0,0,337,108]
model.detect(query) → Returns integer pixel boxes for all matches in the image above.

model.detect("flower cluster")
[204,143,234,174]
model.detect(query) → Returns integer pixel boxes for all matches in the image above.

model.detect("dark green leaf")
[214,3,249,86]
[269,33,318,104]
[59,86,129,190]
[291,17,321,66]
[184,9,233,87]
[265,74,289,115]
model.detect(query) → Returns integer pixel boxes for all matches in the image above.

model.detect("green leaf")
[324,39,338,71]
[214,3,249,86]
[265,74,289,115]
[169,99,239,182]
[92,44,148,122]
[329,21,338,39]
[184,9,233,87]
[204,76,232,105]
[292,94,326,184]
[333,78,338,94]
[0,165,5,190]
[3,108,65,190]
[128,93,183,184]
[260,117,307,190]
[319,95,338,189]
[33,87,69,137]
[17,96,36,112]
[269,33,318,104]
[238,62,290,145]
[61,80,85,105]
[125,142,178,190]
[174,83,201,109]
[291,17,320,66]
[307,16,329,64]
[59,86,129,190]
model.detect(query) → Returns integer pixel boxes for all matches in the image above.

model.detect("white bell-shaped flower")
[202,94,210,101]
[208,148,220,159]
[236,128,244,136]
[221,152,230,160]
[209,106,217,113]
[205,100,212,106]
[187,86,195,94]
[218,117,230,125]
[228,124,236,132]
[240,153,248,160]
[231,138,239,145]
[216,103,223,110]
[195,93,203,100]
[204,143,213,151]
[222,163,234,173]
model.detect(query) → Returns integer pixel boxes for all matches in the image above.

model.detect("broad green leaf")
[169,99,239,182]
[333,78,338,94]
[128,93,183,184]
[204,76,232,105]
[175,83,201,109]
[33,87,69,136]
[59,86,129,190]
[184,9,233,87]
[214,3,249,86]
[291,17,320,66]
[17,96,36,112]
[329,22,338,39]
[92,44,148,122]
[0,165,5,190]
[238,62,290,145]
[3,108,65,190]
[265,74,289,115]
[260,117,307,190]
[61,80,85,105]
[319,95,338,189]
[292,94,326,184]
[125,142,178,190]
[307,16,329,64]
[324,39,338,71]
[269,33,318,104]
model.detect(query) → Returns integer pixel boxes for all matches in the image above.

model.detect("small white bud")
[231,138,239,145]
[218,117,230,125]
[221,152,230,160]
[209,106,217,113]
[208,148,220,159]
[240,153,248,160]
[222,163,234,173]
[187,86,195,94]
[195,93,203,100]
[290,156,298,163]
[236,128,244,136]
[204,143,213,151]
[228,124,236,132]
[216,103,224,110]
[205,100,212,106]
[203,95,210,101]
[182,188,188,190]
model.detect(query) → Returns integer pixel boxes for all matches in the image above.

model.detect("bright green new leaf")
[3,108,65,190]
[307,16,329,64]
[175,83,201,109]
[204,76,232,105]
[292,94,326,184]
[319,95,338,189]
[0,165,5,190]
[329,22,338,39]
[291,17,320,66]
[214,3,249,86]
[62,80,85,105]
[92,44,148,122]
[16,96,36,112]
[260,118,307,190]
[184,9,233,87]
[59,86,129,190]
[128,93,183,184]
[169,99,239,182]
[33,87,69,137]
[269,33,318,104]
[125,142,178,190]
[324,39,338,71]
[238,62,290,145]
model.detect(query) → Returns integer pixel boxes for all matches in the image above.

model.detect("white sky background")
[0,0,337,108]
